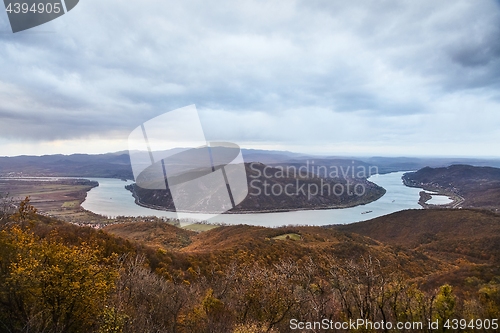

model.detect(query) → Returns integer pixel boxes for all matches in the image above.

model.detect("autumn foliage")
[0,198,499,332]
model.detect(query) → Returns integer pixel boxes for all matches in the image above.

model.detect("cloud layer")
[0,0,499,156]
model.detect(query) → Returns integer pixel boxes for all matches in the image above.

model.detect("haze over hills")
[0,152,134,179]
[363,156,500,174]
[1,149,500,179]
[2,150,500,220]
[1,161,500,331]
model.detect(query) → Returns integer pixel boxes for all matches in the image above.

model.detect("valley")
[1,157,500,332]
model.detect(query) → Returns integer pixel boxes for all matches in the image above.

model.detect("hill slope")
[334,209,500,290]
[336,208,500,255]
[2,199,499,333]
[0,152,133,179]
[127,162,386,213]
[403,165,500,210]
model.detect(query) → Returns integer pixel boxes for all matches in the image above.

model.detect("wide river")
[81,171,426,227]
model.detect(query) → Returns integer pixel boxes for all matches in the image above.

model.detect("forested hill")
[335,209,500,264]
[333,208,500,291]
[126,162,386,213]
[0,198,499,332]
[403,164,500,210]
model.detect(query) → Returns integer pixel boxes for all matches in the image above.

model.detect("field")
[0,178,107,224]
[182,223,220,232]
[272,233,302,241]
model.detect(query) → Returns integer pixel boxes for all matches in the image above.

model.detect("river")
[81,171,425,226]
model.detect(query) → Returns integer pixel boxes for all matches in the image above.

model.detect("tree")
[0,225,118,333]
[0,192,15,225]
[110,254,193,333]
[11,196,38,226]
[433,284,456,332]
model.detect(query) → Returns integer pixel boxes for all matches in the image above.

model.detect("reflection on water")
[81,171,424,226]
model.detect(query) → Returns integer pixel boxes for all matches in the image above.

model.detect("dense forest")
[0,197,499,332]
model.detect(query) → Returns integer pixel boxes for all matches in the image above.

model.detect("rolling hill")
[2,198,499,332]
[0,152,133,179]
[403,165,500,210]
[333,209,500,291]
[126,162,386,213]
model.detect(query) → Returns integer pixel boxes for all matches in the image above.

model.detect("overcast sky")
[1,0,500,157]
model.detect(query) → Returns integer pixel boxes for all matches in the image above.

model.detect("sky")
[1,0,500,157]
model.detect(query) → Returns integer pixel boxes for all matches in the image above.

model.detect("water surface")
[82,172,425,226]
[426,195,453,205]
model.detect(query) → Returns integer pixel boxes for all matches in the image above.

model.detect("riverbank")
[125,182,387,214]
[416,190,463,208]
[402,175,465,209]
[80,172,424,226]
[0,178,107,223]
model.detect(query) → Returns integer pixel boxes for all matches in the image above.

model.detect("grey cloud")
[448,15,500,68]
[0,0,499,156]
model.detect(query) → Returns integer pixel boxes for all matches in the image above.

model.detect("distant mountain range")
[0,152,133,179]
[1,149,500,180]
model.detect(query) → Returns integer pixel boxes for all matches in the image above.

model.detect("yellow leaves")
[433,284,456,328]
[309,283,321,294]
[202,288,225,314]
[187,266,198,278]
[232,322,276,333]
[475,277,500,318]
[2,224,36,247]
[0,224,119,332]
[98,306,127,333]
